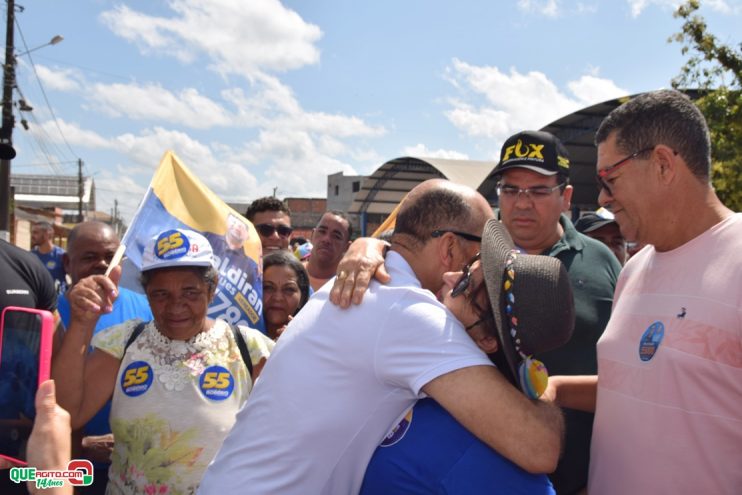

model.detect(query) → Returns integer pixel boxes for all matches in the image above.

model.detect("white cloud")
[443,58,627,147]
[517,0,561,17]
[576,3,599,14]
[94,172,150,219]
[33,65,81,92]
[225,75,385,138]
[89,82,233,128]
[241,128,357,198]
[567,75,627,106]
[99,0,323,79]
[402,143,470,160]
[625,0,738,17]
[33,119,110,149]
[38,0,387,211]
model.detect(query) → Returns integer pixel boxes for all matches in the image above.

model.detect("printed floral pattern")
[92,319,274,495]
[110,414,203,495]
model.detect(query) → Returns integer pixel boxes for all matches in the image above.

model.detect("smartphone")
[0,306,54,465]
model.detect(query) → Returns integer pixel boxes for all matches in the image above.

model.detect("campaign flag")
[371,200,402,238]
[121,151,264,332]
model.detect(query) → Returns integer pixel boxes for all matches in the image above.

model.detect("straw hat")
[480,219,575,398]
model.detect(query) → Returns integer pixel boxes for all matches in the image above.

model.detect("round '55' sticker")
[199,366,234,401]
[121,361,153,397]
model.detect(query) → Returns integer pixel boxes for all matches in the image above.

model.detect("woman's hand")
[329,238,390,308]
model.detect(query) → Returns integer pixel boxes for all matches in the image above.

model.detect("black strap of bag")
[122,320,253,378]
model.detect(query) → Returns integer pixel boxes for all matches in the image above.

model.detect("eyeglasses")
[596,146,654,195]
[255,224,293,238]
[431,229,482,243]
[496,182,565,200]
[464,314,492,331]
[451,252,481,298]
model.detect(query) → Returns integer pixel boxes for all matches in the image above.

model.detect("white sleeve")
[374,292,493,396]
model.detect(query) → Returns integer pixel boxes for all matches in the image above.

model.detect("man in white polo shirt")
[199,179,564,494]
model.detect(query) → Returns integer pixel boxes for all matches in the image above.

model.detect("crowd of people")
[0,88,739,494]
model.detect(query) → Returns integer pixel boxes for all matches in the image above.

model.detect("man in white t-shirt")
[547,89,742,494]
[199,179,564,494]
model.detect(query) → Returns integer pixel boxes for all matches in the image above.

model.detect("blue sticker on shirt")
[380,409,413,447]
[121,361,154,397]
[638,321,665,362]
[199,365,235,401]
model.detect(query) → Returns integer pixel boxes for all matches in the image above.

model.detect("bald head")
[393,179,494,291]
[394,179,492,245]
[64,222,120,284]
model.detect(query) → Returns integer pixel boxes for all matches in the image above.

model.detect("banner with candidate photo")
[121,151,264,333]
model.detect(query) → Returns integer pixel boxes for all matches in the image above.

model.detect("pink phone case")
[0,306,54,466]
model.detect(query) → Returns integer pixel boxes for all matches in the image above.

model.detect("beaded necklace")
[503,251,549,399]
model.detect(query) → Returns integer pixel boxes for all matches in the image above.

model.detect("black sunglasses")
[431,229,482,243]
[452,252,481,298]
[255,224,293,238]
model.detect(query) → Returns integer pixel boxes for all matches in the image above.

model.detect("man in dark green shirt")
[491,130,621,494]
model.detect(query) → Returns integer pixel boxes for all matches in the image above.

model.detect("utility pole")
[113,198,119,235]
[0,0,16,240]
[77,158,84,222]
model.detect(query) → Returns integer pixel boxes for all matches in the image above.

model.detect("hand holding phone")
[0,307,54,465]
[26,381,72,489]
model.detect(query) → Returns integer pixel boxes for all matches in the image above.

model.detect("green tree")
[670,0,742,211]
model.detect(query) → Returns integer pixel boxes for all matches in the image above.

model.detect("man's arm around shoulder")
[423,365,564,474]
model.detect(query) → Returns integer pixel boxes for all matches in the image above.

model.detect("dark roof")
[349,156,495,215]
[537,89,700,209]
[351,90,703,217]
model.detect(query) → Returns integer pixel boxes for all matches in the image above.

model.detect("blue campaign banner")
[121,151,265,333]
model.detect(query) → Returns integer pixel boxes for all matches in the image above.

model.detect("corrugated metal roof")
[349,156,496,215]
[11,174,94,203]
[351,90,701,218]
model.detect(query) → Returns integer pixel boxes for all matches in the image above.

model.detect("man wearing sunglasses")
[245,196,293,252]
[491,130,621,495]
[549,89,742,495]
[199,180,563,494]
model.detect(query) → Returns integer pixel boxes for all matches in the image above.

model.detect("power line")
[8,159,79,167]
[16,54,131,82]
[14,19,78,160]
[13,83,71,167]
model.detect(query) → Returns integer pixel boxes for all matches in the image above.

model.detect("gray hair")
[394,187,474,244]
[595,89,711,181]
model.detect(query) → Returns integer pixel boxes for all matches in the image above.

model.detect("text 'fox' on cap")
[492,130,570,178]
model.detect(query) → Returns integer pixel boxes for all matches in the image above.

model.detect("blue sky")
[10,0,741,221]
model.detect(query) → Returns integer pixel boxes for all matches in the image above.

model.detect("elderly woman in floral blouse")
[53,228,273,494]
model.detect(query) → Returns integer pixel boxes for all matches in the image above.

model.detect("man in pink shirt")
[547,89,742,494]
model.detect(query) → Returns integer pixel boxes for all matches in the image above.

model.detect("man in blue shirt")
[31,221,67,292]
[58,221,152,494]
